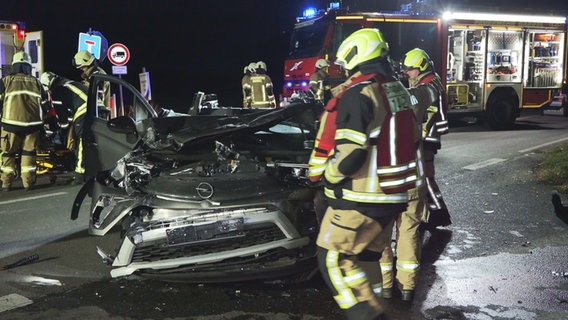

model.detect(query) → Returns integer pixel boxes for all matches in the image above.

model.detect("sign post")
[108,43,131,116]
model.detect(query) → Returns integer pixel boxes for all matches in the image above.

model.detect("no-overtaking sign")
[108,43,130,66]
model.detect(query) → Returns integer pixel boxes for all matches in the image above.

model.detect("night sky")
[5,0,566,110]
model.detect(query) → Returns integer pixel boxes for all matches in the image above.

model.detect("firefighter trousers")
[316,207,396,320]
[379,188,428,291]
[1,130,39,189]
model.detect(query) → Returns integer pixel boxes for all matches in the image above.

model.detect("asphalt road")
[1,110,568,319]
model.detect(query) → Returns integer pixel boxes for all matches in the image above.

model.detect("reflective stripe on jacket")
[1,73,45,129]
[320,72,417,205]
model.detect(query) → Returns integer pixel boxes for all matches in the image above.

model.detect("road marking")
[518,136,568,154]
[0,191,67,205]
[0,293,33,313]
[463,158,507,171]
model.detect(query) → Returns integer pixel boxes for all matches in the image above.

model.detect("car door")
[82,73,157,178]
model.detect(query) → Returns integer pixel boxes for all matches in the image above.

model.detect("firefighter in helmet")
[0,52,50,191]
[248,61,276,108]
[40,71,91,184]
[242,62,256,108]
[72,50,111,113]
[379,47,450,302]
[309,58,331,103]
[313,28,417,320]
[403,48,450,229]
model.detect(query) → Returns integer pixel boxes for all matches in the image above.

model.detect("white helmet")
[12,51,32,66]
[315,59,330,69]
[40,71,59,91]
[256,61,267,71]
[73,50,95,68]
[247,62,257,73]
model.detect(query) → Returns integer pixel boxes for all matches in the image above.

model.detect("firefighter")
[72,50,111,113]
[248,61,276,108]
[377,48,447,301]
[403,48,450,230]
[0,52,50,191]
[313,28,417,320]
[40,72,89,184]
[309,58,331,103]
[242,62,256,108]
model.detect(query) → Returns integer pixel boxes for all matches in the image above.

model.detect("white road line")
[0,293,33,313]
[0,191,67,205]
[463,158,507,171]
[518,136,568,154]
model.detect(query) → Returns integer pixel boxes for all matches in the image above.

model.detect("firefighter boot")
[401,289,414,302]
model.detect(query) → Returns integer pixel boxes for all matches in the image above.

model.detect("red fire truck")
[282,4,568,129]
[0,20,43,78]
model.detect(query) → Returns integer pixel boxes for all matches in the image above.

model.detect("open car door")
[82,73,157,179]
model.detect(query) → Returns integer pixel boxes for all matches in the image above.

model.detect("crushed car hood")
[148,103,315,151]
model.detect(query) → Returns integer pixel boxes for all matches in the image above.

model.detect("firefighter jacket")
[51,79,88,130]
[81,65,111,109]
[249,72,276,108]
[242,73,253,107]
[0,72,49,134]
[312,63,417,210]
[309,68,330,101]
[408,71,448,149]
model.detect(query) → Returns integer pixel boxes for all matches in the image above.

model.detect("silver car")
[71,74,323,283]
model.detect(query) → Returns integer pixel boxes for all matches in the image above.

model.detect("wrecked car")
[71,74,323,283]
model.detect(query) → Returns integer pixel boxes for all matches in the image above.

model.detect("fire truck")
[282,4,568,129]
[0,20,43,78]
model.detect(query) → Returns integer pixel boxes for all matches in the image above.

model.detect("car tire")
[486,99,516,130]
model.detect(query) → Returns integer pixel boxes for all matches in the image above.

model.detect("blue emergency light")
[303,8,317,19]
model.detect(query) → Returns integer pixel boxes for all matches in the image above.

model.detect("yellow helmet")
[12,51,32,66]
[73,50,95,68]
[40,71,59,90]
[315,58,330,69]
[256,61,267,71]
[403,48,431,72]
[247,62,257,73]
[335,28,389,71]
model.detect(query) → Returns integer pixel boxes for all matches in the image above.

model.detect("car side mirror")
[107,116,137,135]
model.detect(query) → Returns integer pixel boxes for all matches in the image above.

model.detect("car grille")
[131,224,285,263]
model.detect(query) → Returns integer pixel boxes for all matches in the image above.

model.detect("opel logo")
[196,182,214,199]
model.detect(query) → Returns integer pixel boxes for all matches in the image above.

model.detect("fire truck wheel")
[486,99,516,130]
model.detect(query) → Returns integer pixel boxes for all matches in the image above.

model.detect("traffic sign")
[139,69,152,100]
[78,32,102,60]
[108,43,130,66]
[112,65,128,75]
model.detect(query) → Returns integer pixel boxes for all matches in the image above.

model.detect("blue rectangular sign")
[78,32,102,59]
